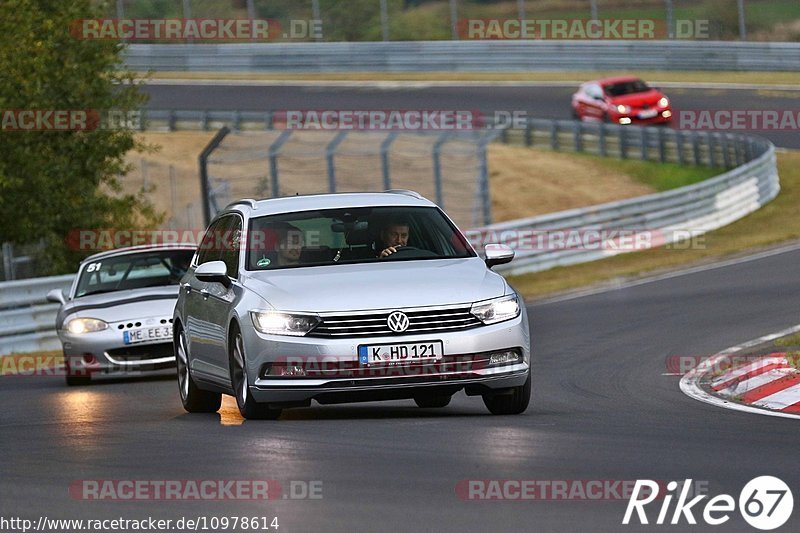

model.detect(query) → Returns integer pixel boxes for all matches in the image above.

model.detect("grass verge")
[507,150,800,299]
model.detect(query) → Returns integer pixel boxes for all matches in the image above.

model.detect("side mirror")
[484,243,514,269]
[195,260,231,288]
[46,289,66,305]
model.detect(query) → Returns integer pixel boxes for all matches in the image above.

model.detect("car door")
[184,217,226,379]
[203,213,243,380]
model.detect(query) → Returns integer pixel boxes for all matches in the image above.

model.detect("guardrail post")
[201,110,209,131]
[380,132,399,190]
[676,130,685,165]
[734,135,744,166]
[619,127,628,159]
[692,132,701,165]
[639,127,648,160]
[168,110,176,132]
[598,123,607,156]
[524,121,533,147]
[722,134,732,168]
[573,122,583,152]
[2,242,14,281]
[198,126,231,226]
[707,133,718,167]
[500,126,509,144]
[326,131,349,193]
[550,122,559,150]
[268,130,293,198]
[657,127,667,163]
[744,138,753,162]
[433,132,452,208]
[233,111,242,132]
[265,111,274,130]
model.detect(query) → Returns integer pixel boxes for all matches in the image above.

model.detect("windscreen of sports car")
[2,1,800,532]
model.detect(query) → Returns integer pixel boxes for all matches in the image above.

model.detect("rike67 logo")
[623,477,793,530]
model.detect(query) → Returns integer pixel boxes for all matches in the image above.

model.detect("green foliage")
[0,0,161,275]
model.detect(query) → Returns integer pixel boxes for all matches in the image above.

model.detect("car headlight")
[658,97,669,108]
[250,310,320,336]
[470,295,520,325]
[616,104,631,114]
[65,318,108,334]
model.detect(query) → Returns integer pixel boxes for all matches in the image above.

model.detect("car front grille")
[106,343,174,361]
[309,305,482,338]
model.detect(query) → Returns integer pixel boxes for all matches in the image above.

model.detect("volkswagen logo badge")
[387,311,410,333]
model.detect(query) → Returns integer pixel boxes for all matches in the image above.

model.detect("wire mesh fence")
[203,129,499,229]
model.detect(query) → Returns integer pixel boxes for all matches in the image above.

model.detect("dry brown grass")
[121,132,216,228]
[488,143,654,222]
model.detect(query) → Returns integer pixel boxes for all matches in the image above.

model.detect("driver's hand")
[379,246,399,258]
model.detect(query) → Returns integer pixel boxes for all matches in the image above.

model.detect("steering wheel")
[380,246,437,260]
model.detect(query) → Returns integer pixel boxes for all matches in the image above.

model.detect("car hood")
[241,258,508,313]
[58,285,179,326]
[608,90,663,107]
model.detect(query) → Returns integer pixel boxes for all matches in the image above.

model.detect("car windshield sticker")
[257,256,271,267]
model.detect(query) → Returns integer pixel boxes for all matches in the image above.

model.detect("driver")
[377,219,409,258]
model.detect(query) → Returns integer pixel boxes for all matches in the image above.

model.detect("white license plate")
[358,341,443,365]
[639,109,658,119]
[124,326,172,345]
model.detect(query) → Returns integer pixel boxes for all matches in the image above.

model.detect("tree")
[0,0,161,275]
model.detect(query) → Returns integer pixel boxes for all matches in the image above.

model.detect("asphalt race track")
[143,83,800,148]
[2,246,800,532]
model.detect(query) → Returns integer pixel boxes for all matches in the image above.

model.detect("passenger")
[275,224,304,266]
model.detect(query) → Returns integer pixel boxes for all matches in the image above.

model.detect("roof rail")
[224,198,258,210]
[383,189,423,199]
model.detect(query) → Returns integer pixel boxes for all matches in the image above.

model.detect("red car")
[571,76,672,125]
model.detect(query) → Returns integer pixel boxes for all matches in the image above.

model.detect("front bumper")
[60,316,176,375]
[241,313,531,404]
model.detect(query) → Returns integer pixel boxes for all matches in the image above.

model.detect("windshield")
[75,249,195,298]
[603,79,651,97]
[246,206,475,270]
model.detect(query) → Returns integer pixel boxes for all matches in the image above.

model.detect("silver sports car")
[173,190,531,419]
[48,244,196,385]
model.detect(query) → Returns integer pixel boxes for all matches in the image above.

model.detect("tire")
[482,372,531,415]
[230,327,282,420]
[64,356,90,386]
[414,394,452,408]
[175,327,221,413]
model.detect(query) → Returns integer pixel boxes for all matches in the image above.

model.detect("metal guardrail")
[481,120,778,275]
[0,275,73,355]
[124,41,800,72]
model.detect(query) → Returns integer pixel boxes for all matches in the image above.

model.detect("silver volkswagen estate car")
[173,191,531,419]
[48,244,196,385]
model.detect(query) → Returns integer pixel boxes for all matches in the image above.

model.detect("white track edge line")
[679,323,800,420]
